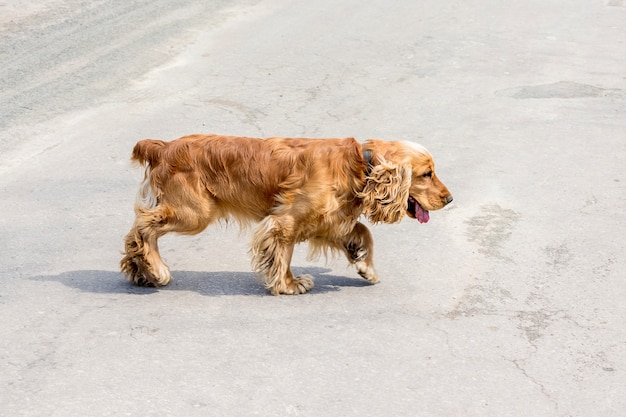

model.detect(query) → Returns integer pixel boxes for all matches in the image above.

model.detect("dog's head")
[360,140,452,224]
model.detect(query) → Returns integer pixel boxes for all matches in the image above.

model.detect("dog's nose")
[445,194,453,205]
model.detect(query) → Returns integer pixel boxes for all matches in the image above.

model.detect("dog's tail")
[131,140,166,209]
[131,139,167,167]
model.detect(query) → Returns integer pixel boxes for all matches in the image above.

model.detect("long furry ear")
[358,158,411,224]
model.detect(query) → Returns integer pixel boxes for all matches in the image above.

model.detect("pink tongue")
[415,203,430,224]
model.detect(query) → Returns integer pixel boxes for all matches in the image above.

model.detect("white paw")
[355,261,379,283]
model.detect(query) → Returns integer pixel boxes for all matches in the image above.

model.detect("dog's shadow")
[30,267,374,297]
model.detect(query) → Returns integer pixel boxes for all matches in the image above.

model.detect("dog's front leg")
[342,222,378,283]
[251,216,314,295]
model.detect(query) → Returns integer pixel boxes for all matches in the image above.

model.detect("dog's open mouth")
[408,196,430,224]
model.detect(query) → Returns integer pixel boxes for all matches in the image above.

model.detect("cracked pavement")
[1,0,625,416]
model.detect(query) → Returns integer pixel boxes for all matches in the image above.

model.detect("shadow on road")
[30,267,374,297]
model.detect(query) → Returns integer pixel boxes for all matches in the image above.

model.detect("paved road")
[1,1,625,416]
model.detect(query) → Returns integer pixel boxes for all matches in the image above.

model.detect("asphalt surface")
[1,1,625,416]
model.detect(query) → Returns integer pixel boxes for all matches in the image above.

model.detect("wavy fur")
[358,157,412,224]
[120,134,452,295]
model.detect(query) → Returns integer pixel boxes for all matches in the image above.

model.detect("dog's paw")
[134,268,171,287]
[355,261,379,283]
[271,274,315,295]
[293,274,314,293]
[121,256,172,287]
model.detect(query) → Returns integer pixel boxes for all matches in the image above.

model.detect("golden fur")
[120,134,452,295]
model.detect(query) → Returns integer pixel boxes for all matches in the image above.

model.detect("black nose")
[445,195,453,204]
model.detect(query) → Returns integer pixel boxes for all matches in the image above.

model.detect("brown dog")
[120,134,452,295]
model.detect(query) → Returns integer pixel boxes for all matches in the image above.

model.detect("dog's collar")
[363,149,374,176]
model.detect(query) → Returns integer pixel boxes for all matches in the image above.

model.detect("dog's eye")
[422,171,432,178]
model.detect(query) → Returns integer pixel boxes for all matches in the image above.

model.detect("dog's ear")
[358,158,411,224]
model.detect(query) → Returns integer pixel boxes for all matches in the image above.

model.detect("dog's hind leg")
[121,163,220,286]
[121,205,174,287]
[251,216,314,295]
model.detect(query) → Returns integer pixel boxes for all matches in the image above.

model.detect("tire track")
[0,0,260,143]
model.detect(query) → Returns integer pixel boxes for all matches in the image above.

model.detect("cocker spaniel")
[120,134,452,295]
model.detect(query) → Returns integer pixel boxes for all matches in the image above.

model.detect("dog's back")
[132,135,365,220]
[121,134,451,294]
